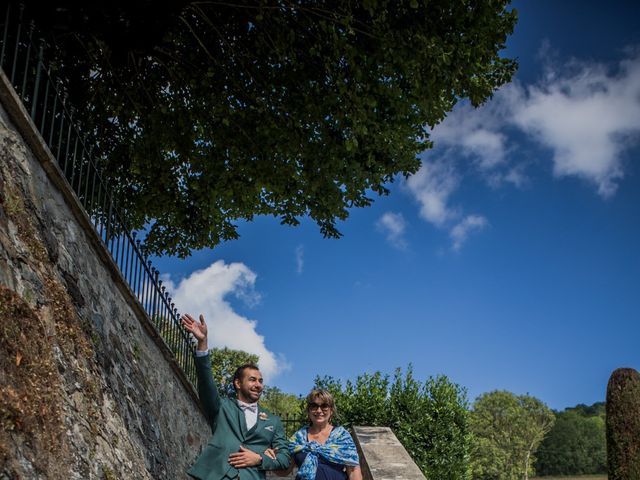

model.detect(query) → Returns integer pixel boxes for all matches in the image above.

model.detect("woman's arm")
[347,465,362,480]
[264,449,294,477]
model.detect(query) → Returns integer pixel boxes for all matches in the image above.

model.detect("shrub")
[606,368,640,480]
[315,366,471,479]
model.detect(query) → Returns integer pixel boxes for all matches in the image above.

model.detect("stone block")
[352,426,426,480]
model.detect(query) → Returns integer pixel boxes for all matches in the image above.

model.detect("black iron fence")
[279,414,307,439]
[0,4,197,386]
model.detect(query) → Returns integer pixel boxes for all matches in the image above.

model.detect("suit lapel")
[238,402,248,437]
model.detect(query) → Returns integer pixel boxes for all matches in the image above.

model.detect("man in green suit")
[182,313,291,480]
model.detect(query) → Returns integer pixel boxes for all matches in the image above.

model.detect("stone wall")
[0,73,210,479]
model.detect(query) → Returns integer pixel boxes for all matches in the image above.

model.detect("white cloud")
[424,49,640,197]
[164,260,288,381]
[376,211,408,249]
[431,103,510,171]
[511,52,640,196]
[450,215,489,251]
[403,48,640,250]
[404,159,487,250]
[295,245,304,274]
[405,159,459,226]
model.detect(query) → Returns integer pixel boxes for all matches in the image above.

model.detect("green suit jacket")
[188,354,291,480]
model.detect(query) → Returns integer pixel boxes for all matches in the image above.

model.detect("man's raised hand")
[181,313,208,350]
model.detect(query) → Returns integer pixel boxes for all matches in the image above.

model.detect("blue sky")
[157,0,640,411]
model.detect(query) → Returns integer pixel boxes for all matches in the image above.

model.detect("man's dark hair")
[232,364,260,391]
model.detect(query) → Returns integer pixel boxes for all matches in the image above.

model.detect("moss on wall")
[0,285,70,478]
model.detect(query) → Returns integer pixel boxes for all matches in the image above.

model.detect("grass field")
[532,476,607,480]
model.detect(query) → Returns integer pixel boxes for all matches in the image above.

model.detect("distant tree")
[470,390,555,480]
[210,347,259,395]
[534,404,606,476]
[315,366,471,479]
[607,368,640,480]
[19,0,518,256]
[572,401,606,417]
[259,386,302,417]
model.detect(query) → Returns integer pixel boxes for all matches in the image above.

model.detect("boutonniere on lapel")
[259,412,269,421]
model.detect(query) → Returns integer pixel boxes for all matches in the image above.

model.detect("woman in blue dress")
[269,389,362,480]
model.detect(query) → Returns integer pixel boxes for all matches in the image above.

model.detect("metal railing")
[279,413,307,438]
[0,4,197,386]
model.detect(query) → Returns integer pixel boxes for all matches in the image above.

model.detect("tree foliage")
[210,347,259,395]
[23,0,518,256]
[314,366,471,479]
[534,403,606,476]
[607,368,640,480]
[259,386,303,417]
[470,390,555,480]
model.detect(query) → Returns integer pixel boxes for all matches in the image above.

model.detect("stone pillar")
[352,426,426,480]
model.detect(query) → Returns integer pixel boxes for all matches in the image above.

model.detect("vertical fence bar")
[83,153,91,203]
[130,243,138,296]
[140,252,148,303]
[1,4,11,68]
[76,145,85,196]
[63,110,75,176]
[162,290,168,334]
[170,302,176,352]
[138,258,147,309]
[177,310,185,369]
[143,262,152,313]
[158,284,165,330]
[89,167,98,214]
[130,240,138,292]
[106,198,114,250]
[146,263,154,314]
[152,270,159,323]
[114,227,122,269]
[123,232,132,282]
[19,21,33,98]
[39,69,49,131]
[97,184,106,237]
[55,94,66,159]
[135,243,143,298]
[141,262,149,312]
[47,82,57,145]
[98,191,106,234]
[123,235,129,275]
[30,39,43,119]
[10,5,23,83]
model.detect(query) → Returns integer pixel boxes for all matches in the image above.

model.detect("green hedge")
[314,367,471,479]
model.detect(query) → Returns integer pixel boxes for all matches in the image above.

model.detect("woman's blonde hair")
[305,389,337,422]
